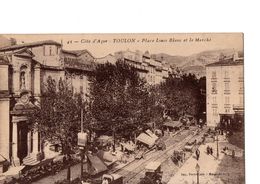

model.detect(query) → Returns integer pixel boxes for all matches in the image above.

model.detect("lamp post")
[216,131,219,159]
[78,109,87,181]
[195,163,200,184]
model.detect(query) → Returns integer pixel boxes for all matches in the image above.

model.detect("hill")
[154,49,243,77]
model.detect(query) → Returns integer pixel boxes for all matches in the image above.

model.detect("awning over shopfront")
[136,133,156,147]
[87,154,107,176]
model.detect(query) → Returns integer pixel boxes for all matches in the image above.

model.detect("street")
[112,126,207,184]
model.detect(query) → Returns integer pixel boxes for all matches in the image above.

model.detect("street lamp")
[78,109,87,181]
[216,131,219,159]
[195,163,200,184]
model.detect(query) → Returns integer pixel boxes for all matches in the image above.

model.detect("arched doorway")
[17,122,28,164]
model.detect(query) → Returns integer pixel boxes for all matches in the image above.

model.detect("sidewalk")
[167,136,244,184]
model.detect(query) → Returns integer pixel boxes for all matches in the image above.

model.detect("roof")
[64,58,95,72]
[62,49,94,57]
[0,40,61,52]
[206,59,244,67]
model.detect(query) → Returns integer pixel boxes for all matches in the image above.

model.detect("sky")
[2,33,243,58]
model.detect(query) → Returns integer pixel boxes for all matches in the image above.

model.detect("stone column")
[32,131,39,155]
[12,122,20,166]
[27,131,32,155]
[34,65,41,97]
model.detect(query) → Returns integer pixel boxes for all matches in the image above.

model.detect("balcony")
[233,104,244,111]
[224,90,230,95]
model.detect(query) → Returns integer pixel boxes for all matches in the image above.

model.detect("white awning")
[136,133,155,147]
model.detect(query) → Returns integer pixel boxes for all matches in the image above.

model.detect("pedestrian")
[232,150,235,158]
[210,147,213,155]
[195,148,200,160]
[206,145,210,155]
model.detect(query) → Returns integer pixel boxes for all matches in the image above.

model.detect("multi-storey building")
[95,54,117,65]
[206,53,244,130]
[0,40,94,168]
[114,50,171,85]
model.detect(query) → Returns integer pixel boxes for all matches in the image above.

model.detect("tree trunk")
[113,130,116,152]
[67,163,71,183]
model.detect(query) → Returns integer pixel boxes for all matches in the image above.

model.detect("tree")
[157,73,204,121]
[90,61,151,142]
[28,76,85,181]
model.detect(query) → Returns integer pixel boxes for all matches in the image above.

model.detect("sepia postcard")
[0,33,244,184]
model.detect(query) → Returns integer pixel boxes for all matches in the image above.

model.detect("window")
[224,70,229,78]
[225,96,230,104]
[224,82,230,92]
[212,96,217,104]
[212,71,216,79]
[212,82,217,94]
[49,46,52,56]
[213,108,218,116]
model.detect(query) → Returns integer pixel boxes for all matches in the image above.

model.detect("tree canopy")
[90,61,151,139]
[28,76,85,154]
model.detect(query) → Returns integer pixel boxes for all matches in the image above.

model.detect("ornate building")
[0,40,94,167]
[206,53,244,129]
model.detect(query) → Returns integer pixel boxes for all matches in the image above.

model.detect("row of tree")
[28,61,206,155]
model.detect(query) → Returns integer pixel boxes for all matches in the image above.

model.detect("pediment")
[14,47,35,58]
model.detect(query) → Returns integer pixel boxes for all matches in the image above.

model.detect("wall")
[32,45,61,67]
[0,65,9,91]
[0,99,10,160]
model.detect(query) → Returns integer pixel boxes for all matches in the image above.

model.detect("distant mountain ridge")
[154,49,243,77]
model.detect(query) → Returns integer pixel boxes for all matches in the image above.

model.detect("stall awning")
[163,121,182,128]
[136,133,155,147]
[87,154,107,175]
[145,130,159,140]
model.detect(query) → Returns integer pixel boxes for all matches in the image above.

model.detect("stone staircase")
[22,155,40,166]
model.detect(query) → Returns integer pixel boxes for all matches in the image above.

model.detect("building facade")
[206,53,244,129]
[0,40,94,167]
[114,50,171,85]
